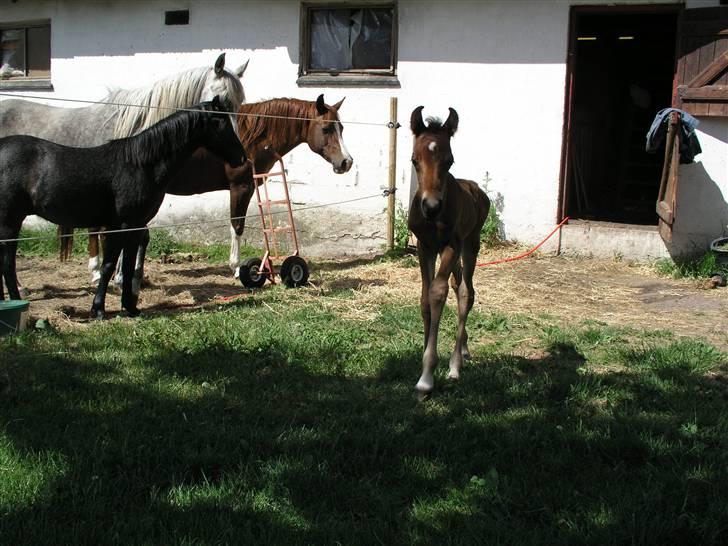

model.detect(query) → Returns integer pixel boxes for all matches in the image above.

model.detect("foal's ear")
[214,53,226,76]
[443,108,459,136]
[316,94,328,115]
[211,95,222,110]
[410,106,426,136]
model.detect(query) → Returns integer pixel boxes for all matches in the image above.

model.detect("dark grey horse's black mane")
[113,107,211,166]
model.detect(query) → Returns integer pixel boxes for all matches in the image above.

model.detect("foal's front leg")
[417,244,436,352]
[416,244,459,397]
[113,227,147,293]
[449,239,478,380]
[91,232,123,319]
[0,240,21,301]
[120,231,142,317]
[133,228,150,298]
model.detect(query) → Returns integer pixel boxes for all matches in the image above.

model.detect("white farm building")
[1,0,726,259]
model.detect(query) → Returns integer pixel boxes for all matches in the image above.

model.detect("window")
[299,3,398,87]
[0,21,51,88]
[165,10,190,26]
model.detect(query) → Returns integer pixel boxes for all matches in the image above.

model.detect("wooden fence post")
[387,97,398,251]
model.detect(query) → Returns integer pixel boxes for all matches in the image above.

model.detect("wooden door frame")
[556,3,684,224]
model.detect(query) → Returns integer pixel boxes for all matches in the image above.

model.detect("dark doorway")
[564,8,679,225]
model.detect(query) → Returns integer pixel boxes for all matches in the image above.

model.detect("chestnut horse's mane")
[237,98,321,152]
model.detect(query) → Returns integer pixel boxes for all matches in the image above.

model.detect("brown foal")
[408,106,490,398]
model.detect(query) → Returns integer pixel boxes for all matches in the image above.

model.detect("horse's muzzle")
[422,199,442,220]
[334,157,353,174]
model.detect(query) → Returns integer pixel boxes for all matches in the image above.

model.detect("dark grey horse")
[0,53,247,286]
[0,97,246,318]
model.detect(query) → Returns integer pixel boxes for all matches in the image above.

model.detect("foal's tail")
[58,225,74,262]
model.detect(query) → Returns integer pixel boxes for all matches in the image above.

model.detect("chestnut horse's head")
[307,94,353,174]
[410,106,459,221]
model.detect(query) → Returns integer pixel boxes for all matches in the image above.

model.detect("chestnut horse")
[86,94,352,292]
[408,106,490,398]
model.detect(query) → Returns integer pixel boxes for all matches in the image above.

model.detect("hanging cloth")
[645,108,702,164]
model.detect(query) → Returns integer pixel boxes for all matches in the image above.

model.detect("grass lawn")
[1,256,728,545]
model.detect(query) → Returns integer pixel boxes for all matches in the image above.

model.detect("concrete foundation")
[559,221,670,260]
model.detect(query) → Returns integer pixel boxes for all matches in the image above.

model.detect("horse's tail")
[58,226,74,262]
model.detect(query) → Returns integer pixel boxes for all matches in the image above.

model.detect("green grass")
[1,280,728,545]
[16,226,257,264]
[16,226,88,258]
[654,253,728,280]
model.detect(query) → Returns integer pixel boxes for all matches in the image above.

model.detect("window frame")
[0,19,53,91]
[297,2,400,87]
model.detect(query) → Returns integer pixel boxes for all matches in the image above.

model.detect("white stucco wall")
[673,119,728,253]
[3,0,724,259]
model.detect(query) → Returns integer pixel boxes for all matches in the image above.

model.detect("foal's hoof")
[91,308,105,320]
[124,307,141,318]
[414,387,433,402]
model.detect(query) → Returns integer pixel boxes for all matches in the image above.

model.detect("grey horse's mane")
[107,66,244,138]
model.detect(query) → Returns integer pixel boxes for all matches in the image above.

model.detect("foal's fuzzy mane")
[424,116,445,132]
[113,108,209,167]
[237,98,324,152]
[108,66,244,139]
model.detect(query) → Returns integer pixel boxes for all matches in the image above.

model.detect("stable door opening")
[564,8,679,225]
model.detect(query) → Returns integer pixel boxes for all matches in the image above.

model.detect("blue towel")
[645,108,702,163]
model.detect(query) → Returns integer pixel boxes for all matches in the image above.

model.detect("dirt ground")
[11,248,728,350]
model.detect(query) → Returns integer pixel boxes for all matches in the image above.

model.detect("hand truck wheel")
[279,256,309,288]
[238,257,267,288]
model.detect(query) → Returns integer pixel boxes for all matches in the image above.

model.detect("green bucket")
[0,300,30,336]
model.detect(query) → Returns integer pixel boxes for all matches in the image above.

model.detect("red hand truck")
[237,157,310,288]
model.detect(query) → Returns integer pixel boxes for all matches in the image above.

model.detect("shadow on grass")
[1,334,727,545]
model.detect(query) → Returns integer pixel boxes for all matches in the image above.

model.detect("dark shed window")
[299,3,398,86]
[165,10,190,26]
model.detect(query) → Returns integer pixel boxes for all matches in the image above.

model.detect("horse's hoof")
[447,369,460,380]
[91,308,105,320]
[124,307,141,318]
[122,292,139,310]
[415,388,432,402]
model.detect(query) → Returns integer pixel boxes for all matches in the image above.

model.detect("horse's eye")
[322,126,334,135]
[411,159,418,168]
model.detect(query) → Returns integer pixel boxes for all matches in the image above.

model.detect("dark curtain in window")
[309,8,392,71]
[351,9,392,69]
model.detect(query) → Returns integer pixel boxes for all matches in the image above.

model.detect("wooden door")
[658,6,728,241]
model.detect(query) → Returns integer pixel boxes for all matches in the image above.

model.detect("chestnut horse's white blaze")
[408,106,490,398]
[331,120,353,174]
[308,95,353,176]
